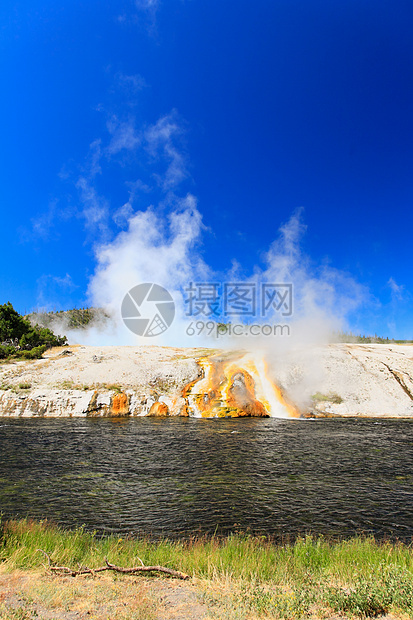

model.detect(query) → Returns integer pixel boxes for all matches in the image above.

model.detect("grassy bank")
[1,519,413,619]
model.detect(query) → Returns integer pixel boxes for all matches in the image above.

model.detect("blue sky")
[1,0,412,338]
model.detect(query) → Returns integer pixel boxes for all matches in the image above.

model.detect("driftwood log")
[38,550,189,580]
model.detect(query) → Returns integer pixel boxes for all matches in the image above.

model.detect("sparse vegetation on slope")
[335,330,412,344]
[26,307,110,330]
[311,391,343,404]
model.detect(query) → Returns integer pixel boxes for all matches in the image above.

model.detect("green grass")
[311,392,343,404]
[17,383,31,390]
[102,383,123,393]
[2,519,413,617]
[57,381,126,392]
[0,605,34,620]
[0,384,32,393]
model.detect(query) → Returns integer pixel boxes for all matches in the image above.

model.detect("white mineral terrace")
[0,343,412,418]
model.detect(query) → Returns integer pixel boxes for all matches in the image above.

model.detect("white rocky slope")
[0,346,201,417]
[0,343,412,418]
[305,343,413,417]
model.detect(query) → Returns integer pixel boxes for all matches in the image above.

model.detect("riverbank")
[0,343,412,418]
[1,519,413,619]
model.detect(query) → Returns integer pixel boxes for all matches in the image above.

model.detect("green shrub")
[19,326,66,350]
[312,392,343,404]
[0,302,67,362]
[326,564,413,616]
[0,344,16,359]
[15,345,47,360]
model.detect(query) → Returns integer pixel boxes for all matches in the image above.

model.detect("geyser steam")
[63,204,364,417]
[42,110,366,417]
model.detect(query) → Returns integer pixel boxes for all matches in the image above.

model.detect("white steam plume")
[42,106,368,407]
[77,194,210,346]
[246,209,367,405]
[44,200,367,409]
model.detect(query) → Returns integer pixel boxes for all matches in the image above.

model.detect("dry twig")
[37,550,189,580]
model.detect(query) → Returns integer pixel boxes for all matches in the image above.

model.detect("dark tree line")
[0,302,67,360]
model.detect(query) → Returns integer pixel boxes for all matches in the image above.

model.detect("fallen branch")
[37,550,189,580]
[104,559,189,580]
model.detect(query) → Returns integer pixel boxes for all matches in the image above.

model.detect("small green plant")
[59,380,75,389]
[104,383,122,393]
[312,392,343,404]
[58,381,95,391]
[18,383,32,390]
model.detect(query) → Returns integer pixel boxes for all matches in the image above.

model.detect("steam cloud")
[39,108,368,407]
[86,193,210,346]
[78,201,365,406]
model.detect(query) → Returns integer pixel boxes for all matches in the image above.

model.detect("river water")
[1,417,413,541]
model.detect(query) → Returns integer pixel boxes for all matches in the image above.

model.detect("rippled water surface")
[1,417,413,540]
